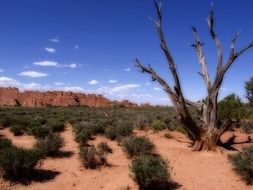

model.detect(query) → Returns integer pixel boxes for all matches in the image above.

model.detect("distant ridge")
[0,87,137,108]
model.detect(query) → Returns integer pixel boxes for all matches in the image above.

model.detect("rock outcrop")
[0,87,137,108]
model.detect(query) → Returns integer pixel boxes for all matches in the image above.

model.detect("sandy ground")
[0,126,252,190]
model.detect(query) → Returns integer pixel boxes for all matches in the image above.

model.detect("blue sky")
[0,0,253,105]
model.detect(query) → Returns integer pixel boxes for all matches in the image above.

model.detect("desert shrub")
[97,142,112,153]
[0,146,41,180]
[241,121,253,134]
[151,119,167,131]
[175,125,187,134]
[122,136,154,157]
[10,125,24,136]
[130,155,170,190]
[75,127,93,145]
[46,119,65,132]
[105,121,133,140]
[164,132,173,139]
[218,93,249,120]
[0,138,12,151]
[30,126,50,138]
[79,145,108,169]
[35,134,64,157]
[228,146,253,185]
[135,115,148,130]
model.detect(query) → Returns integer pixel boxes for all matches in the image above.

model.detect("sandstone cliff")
[0,87,137,108]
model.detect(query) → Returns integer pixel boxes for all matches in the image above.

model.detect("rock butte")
[0,87,137,108]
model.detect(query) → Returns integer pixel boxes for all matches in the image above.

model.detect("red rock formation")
[0,87,137,108]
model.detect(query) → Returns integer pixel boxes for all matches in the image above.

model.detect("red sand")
[0,126,252,190]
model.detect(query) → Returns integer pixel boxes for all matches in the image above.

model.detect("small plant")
[97,142,112,154]
[10,125,24,136]
[130,155,170,190]
[0,138,12,151]
[35,134,64,157]
[30,126,50,138]
[0,146,41,180]
[46,119,65,132]
[164,132,173,139]
[241,121,253,134]
[105,121,133,140]
[75,127,93,145]
[79,145,108,169]
[135,115,148,130]
[122,136,154,157]
[228,146,253,185]
[151,119,166,131]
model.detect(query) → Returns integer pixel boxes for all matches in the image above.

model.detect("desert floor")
[0,125,252,190]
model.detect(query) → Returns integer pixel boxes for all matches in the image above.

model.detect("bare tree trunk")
[135,0,253,151]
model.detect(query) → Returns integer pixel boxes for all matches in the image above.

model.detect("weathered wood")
[135,0,253,151]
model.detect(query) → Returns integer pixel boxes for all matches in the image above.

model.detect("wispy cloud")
[108,80,118,84]
[153,87,162,91]
[0,76,19,87]
[45,47,56,53]
[145,82,151,86]
[88,80,98,85]
[54,81,64,86]
[49,37,59,43]
[74,44,79,49]
[125,68,131,72]
[19,71,48,78]
[97,84,140,94]
[33,61,79,69]
[34,61,58,67]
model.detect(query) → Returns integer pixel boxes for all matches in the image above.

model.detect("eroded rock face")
[0,87,137,108]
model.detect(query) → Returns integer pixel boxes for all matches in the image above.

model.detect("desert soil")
[0,125,252,190]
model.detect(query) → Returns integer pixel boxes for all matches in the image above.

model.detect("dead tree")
[135,1,253,151]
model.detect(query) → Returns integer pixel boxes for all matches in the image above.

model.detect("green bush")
[151,120,167,131]
[79,145,108,169]
[135,115,148,130]
[30,126,50,138]
[75,127,93,145]
[105,121,133,140]
[130,155,170,190]
[164,132,173,139]
[97,142,112,154]
[0,146,41,179]
[122,136,154,157]
[218,93,249,120]
[241,121,253,134]
[0,138,12,151]
[35,134,64,157]
[228,146,253,185]
[10,125,24,136]
[46,119,65,132]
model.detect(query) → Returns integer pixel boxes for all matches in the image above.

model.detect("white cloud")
[153,87,162,91]
[33,61,79,69]
[54,82,64,86]
[108,80,118,84]
[49,37,59,43]
[145,82,151,86]
[45,47,56,53]
[56,86,84,92]
[74,44,79,49]
[68,63,77,68]
[0,69,4,72]
[88,80,98,85]
[125,68,131,72]
[0,76,19,87]
[34,61,58,67]
[97,84,140,94]
[19,71,48,78]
